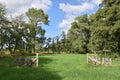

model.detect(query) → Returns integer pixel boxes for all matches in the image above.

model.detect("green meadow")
[0,54,120,80]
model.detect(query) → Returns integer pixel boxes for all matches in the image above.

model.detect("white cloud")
[59,0,102,33]
[78,0,102,5]
[58,15,75,33]
[0,0,52,17]
[59,2,94,15]
[32,0,52,10]
[92,0,102,5]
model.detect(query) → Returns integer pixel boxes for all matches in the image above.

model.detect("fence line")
[87,54,112,65]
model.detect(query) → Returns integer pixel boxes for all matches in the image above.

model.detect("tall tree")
[45,37,52,53]
[0,3,8,54]
[26,8,49,53]
[89,0,120,53]
[1,15,29,54]
[68,14,91,53]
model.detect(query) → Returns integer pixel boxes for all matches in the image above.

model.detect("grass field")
[0,54,120,80]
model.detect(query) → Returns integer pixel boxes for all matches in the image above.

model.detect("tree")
[60,31,66,52]
[67,0,120,55]
[1,15,29,54]
[51,37,55,54]
[60,31,71,53]
[45,37,52,53]
[110,21,120,53]
[0,3,8,54]
[88,27,110,51]
[26,8,49,53]
[90,0,120,54]
[102,0,120,7]
[0,2,6,23]
[68,14,91,53]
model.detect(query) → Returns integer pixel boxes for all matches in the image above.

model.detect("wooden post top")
[36,53,38,58]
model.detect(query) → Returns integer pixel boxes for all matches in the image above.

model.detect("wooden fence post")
[87,54,88,64]
[102,58,104,65]
[36,53,38,67]
[109,58,112,65]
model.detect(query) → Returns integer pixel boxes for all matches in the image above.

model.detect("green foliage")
[0,3,49,54]
[102,0,120,7]
[68,14,91,53]
[26,8,49,25]
[1,1,120,55]
[0,3,6,20]
[88,27,109,50]
[0,3,7,53]
[66,0,120,55]
[26,8,49,53]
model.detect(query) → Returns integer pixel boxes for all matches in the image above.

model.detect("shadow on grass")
[38,57,53,66]
[0,56,62,80]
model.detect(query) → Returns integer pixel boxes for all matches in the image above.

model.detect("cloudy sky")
[0,0,102,38]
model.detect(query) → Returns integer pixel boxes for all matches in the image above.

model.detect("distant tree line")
[44,31,71,54]
[0,0,120,56]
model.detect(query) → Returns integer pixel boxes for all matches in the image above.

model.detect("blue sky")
[0,0,102,38]
[43,0,102,38]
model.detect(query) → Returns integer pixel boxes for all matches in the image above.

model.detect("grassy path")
[0,54,120,80]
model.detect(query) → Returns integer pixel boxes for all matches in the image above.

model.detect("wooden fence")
[87,54,112,65]
[14,53,39,67]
